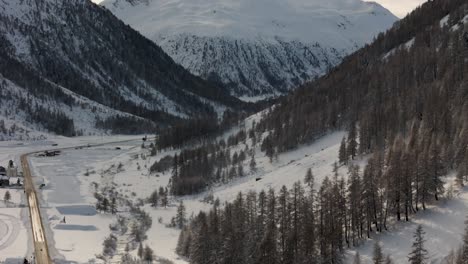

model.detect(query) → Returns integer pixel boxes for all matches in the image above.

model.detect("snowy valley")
[0,0,468,263]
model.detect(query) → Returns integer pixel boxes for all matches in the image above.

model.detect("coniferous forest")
[171,0,468,263]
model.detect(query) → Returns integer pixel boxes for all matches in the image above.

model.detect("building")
[0,166,6,176]
[0,175,9,186]
[7,166,17,178]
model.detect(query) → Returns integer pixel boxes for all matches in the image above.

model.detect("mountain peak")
[102,0,397,98]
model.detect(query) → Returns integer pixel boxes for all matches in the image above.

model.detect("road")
[20,136,153,263]
[21,154,51,264]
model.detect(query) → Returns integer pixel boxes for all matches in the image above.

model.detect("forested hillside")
[0,0,248,139]
[164,0,468,263]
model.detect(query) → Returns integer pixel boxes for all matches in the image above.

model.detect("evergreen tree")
[102,197,109,213]
[137,242,144,259]
[373,242,384,264]
[461,217,468,263]
[428,139,445,201]
[304,168,314,190]
[160,187,168,208]
[143,245,154,262]
[110,196,117,214]
[149,190,159,207]
[347,123,358,160]
[176,201,187,229]
[190,212,212,264]
[3,190,11,205]
[348,165,363,246]
[250,155,257,172]
[408,225,428,264]
[339,137,348,164]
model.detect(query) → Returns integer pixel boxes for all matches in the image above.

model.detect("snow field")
[4,122,465,264]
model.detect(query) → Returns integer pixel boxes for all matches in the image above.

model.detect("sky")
[92,0,427,18]
[365,0,427,18]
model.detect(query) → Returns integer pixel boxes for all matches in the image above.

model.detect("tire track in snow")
[0,212,21,251]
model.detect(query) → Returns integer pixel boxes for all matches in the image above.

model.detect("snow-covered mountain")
[0,0,246,139]
[102,0,398,99]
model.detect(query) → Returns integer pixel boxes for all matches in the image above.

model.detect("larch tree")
[4,190,11,206]
[143,245,154,262]
[176,200,187,229]
[347,123,358,160]
[408,225,428,264]
[461,217,468,263]
[339,136,348,164]
[149,190,159,207]
[373,242,384,264]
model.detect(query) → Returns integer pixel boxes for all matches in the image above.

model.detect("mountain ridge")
[102,0,398,98]
[0,0,248,139]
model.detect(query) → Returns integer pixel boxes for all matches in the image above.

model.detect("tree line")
[177,161,468,264]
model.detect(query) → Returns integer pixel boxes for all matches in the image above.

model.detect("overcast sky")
[365,0,427,18]
[92,0,427,18]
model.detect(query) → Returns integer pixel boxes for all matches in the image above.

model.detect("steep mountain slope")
[0,0,245,139]
[101,0,397,99]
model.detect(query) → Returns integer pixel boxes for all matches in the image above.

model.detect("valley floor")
[0,130,466,263]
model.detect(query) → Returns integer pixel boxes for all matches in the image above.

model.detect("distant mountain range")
[102,0,398,99]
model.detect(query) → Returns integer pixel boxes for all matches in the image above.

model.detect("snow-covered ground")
[1,122,466,263]
[347,178,467,264]
[0,135,145,261]
[0,188,29,262]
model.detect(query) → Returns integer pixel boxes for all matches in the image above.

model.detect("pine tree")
[408,225,428,264]
[347,123,358,160]
[373,242,384,264]
[304,168,314,190]
[110,196,117,214]
[262,136,275,162]
[102,197,109,212]
[385,255,393,264]
[137,242,144,259]
[190,212,213,264]
[339,137,348,164]
[143,245,154,262]
[176,201,187,229]
[160,187,168,208]
[3,190,11,206]
[149,190,159,207]
[428,139,445,201]
[348,165,362,246]
[461,217,468,263]
[237,164,244,177]
[250,155,257,172]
